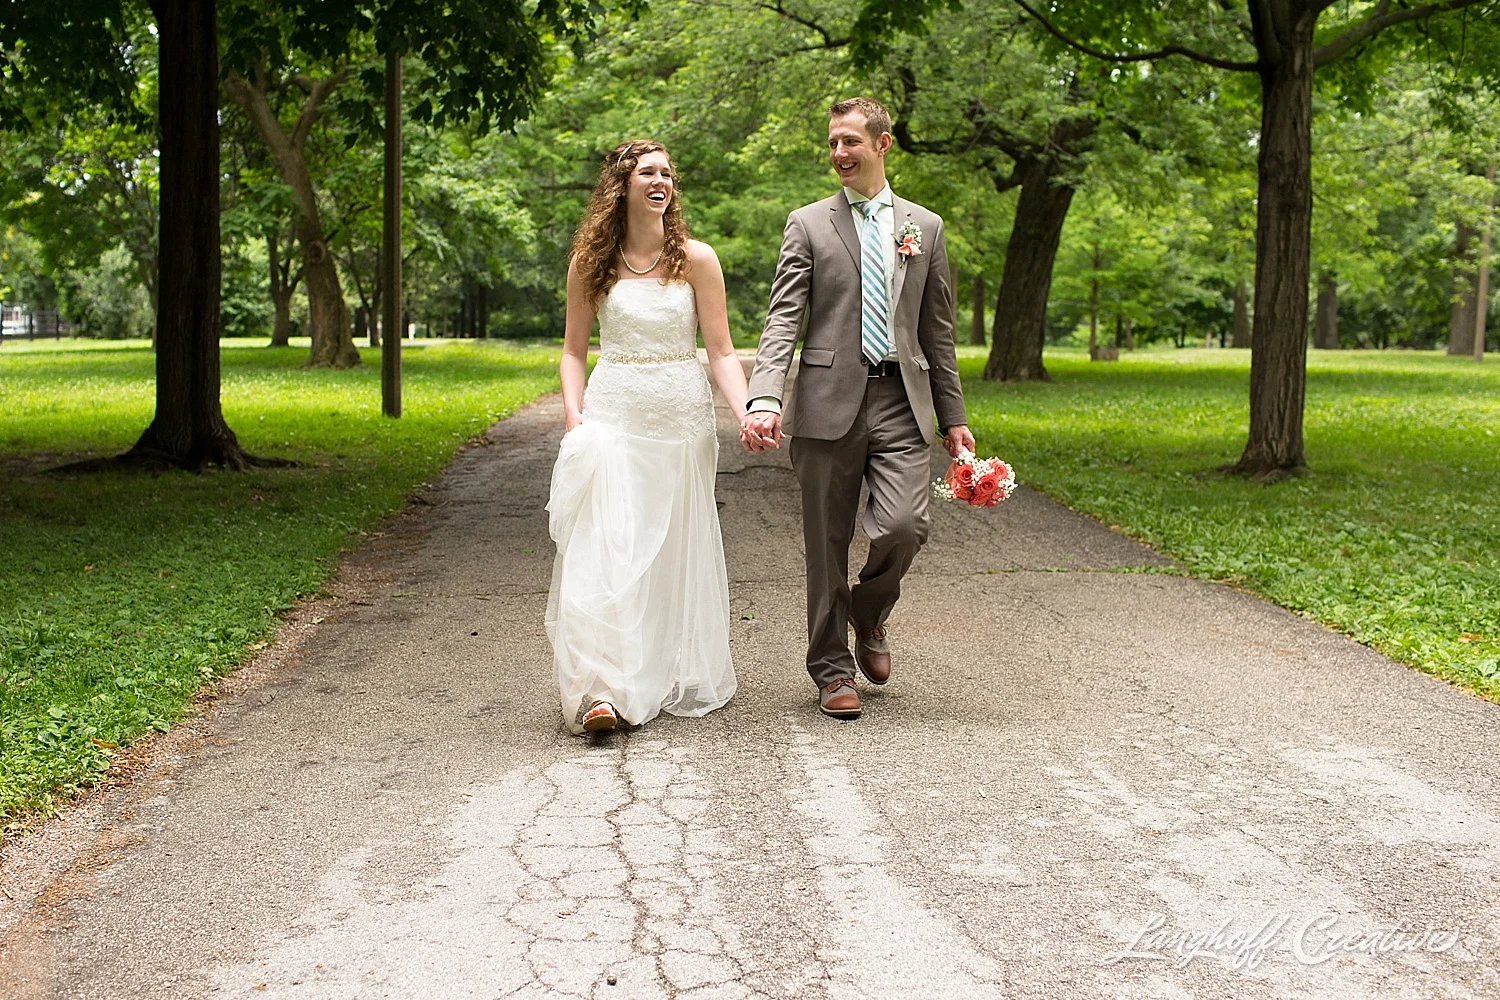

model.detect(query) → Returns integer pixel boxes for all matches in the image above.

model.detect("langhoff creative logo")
[1104,912,1462,970]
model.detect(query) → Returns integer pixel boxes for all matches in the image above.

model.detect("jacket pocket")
[913,353,930,371]
[800,348,835,367]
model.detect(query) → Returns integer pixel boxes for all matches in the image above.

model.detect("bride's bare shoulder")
[684,240,724,287]
[685,238,719,264]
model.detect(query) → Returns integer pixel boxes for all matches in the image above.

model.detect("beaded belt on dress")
[599,349,698,364]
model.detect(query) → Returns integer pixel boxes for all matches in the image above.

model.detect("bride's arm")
[688,242,750,416]
[560,259,595,432]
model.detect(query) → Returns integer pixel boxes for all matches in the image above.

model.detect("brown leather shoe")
[851,620,892,685]
[819,678,861,719]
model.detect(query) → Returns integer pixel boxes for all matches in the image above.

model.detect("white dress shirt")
[749,184,898,415]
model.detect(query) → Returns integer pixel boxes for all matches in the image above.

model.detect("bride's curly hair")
[571,139,691,306]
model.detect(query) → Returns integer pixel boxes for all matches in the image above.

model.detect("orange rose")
[943,462,973,502]
[972,470,1002,506]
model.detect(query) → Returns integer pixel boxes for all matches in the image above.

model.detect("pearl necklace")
[619,243,664,275]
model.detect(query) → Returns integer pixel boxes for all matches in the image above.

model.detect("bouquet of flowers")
[933,451,1016,508]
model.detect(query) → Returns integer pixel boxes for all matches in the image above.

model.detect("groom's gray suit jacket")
[749,189,967,687]
[747,191,967,437]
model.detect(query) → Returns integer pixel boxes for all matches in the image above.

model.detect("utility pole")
[381,48,403,417]
[1475,158,1495,364]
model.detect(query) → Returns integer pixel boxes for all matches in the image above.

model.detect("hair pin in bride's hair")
[615,145,633,167]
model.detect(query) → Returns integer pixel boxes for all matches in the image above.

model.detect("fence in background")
[0,305,74,341]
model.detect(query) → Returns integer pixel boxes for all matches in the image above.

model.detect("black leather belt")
[866,360,901,377]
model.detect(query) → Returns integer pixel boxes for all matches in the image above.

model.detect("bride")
[546,139,754,734]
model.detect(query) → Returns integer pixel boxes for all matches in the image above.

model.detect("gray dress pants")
[788,373,932,688]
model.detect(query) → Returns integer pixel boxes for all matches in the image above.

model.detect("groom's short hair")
[829,97,892,141]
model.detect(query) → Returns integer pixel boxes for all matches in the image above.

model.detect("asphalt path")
[3,359,1498,999]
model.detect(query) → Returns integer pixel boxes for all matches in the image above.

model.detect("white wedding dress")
[545,278,737,734]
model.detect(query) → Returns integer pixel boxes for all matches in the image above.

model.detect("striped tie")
[857,199,891,366]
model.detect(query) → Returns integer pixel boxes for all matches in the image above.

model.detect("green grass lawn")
[961,345,1500,700]
[0,339,559,824]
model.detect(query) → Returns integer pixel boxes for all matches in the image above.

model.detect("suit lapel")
[829,197,860,270]
[890,196,913,312]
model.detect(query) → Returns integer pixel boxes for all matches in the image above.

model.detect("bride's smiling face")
[626,151,674,220]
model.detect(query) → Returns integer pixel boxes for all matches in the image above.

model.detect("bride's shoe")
[581,700,618,732]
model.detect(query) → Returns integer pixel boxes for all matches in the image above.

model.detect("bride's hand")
[740,411,781,452]
[737,421,761,452]
[565,411,584,432]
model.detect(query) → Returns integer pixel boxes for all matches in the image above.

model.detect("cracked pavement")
[3,360,1499,999]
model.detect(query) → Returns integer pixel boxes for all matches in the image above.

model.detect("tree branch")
[290,66,348,150]
[1313,0,1487,67]
[1216,0,1258,48]
[1009,0,1259,72]
[894,68,1037,168]
[990,163,1022,193]
[224,70,287,159]
[1250,0,1283,65]
[757,0,849,48]
[892,118,975,156]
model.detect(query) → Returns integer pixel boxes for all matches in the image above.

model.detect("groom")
[741,97,973,720]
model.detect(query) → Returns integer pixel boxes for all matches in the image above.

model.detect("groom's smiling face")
[828,112,890,196]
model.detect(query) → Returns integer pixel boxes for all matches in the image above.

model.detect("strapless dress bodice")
[583,278,713,441]
[596,279,698,362]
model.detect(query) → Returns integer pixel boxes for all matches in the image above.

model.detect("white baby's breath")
[932,449,1017,506]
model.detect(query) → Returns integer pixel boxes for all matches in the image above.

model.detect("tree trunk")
[1124,317,1135,351]
[368,272,383,347]
[1230,279,1251,348]
[1229,12,1315,477]
[298,223,355,366]
[83,0,271,472]
[1087,277,1098,352]
[970,273,985,345]
[342,247,377,348]
[1476,159,1495,362]
[271,292,292,347]
[1313,273,1339,349]
[951,265,962,333]
[983,158,1073,381]
[1449,220,1477,356]
[267,232,293,347]
[382,48,403,417]
[225,66,359,369]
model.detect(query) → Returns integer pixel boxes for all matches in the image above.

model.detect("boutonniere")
[895,222,923,264]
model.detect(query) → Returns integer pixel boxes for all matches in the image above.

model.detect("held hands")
[942,424,976,459]
[740,410,783,452]
[739,414,969,455]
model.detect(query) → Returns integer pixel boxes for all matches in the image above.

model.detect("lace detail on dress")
[599,348,699,365]
[596,279,698,355]
[584,281,714,441]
